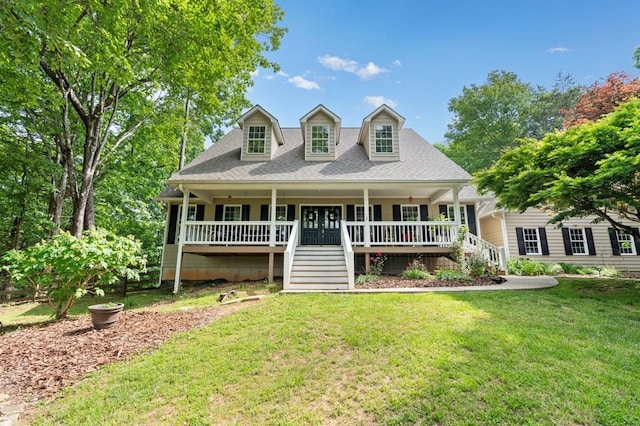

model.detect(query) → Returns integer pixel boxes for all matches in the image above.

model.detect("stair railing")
[340,220,355,289]
[283,220,299,290]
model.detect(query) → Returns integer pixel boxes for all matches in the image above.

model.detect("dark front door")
[301,206,342,245]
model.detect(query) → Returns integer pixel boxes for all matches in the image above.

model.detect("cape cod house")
[157,104,503,292]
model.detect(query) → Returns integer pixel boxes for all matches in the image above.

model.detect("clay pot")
[88,303,124,330]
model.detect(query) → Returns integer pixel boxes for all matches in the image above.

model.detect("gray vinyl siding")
[241,115,272,161]
[369,111,400,161]
[504,209,640,271]
[304,110,337,161]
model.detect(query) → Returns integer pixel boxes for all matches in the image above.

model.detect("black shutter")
[260,204,269,221]
[634,229,640,256]
[539,227,549,255]
[419,205,429,221]
[287,204,296,221]
[241,205,250,221]
[346,205,355,221]
[373,205,382,221]
[392,205,401,221]
[608,228,620,255]
[585,228,596,256]
[516,227,526,255]
[439,204,447,218]
[561,228,573,255]
[196,205,205,221]
[214,205,223,221]
[466,205,477,235]
[167,205,179,244]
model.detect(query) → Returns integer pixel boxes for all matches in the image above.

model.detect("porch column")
[268,188,277,283]
[363,188,371,247]
[452,186,461,238]
[173,186,190,294]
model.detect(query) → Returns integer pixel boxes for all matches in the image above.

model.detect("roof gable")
[236,105,284,145]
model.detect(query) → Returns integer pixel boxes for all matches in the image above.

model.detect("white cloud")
[277,70,289,77]
[318,54,358,72]
[392,59,402,66]
[363,96,397,108]
[288,76,320,90]
[264,75,275,80]
[547,47,570,54]
[356,62,388,80]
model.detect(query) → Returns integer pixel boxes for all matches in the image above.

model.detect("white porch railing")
[283,220,299,290]
[464,232,505,270]
[340,220,355,289]
[346,221,457,246]
[184,221,293,245]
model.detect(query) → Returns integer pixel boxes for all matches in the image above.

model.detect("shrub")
[468,251,489,277]
[600,266,619,277]
[435,269,472,281]
[507,258,562,276]
[356,273,379,284]
[369,252,387,275]
[402,269,432,279]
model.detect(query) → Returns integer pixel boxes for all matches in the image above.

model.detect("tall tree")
[437,71,581,173]
[475,99,640,238]
[562,72,640,128]
[0,0,285,237]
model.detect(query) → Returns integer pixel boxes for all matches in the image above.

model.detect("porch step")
[288,246,349,290]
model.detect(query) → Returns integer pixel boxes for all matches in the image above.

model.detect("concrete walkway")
[282,275,558,293]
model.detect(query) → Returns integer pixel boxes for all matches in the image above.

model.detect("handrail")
[183,220,293,245]
[340,220,355,289]
[283,220,299,290]
[464,232,505,270]
[345,221,456,246]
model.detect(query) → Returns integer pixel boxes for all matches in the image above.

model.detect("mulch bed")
[356,275,501,289]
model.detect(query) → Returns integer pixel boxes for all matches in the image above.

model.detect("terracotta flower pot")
[88,303,124,330]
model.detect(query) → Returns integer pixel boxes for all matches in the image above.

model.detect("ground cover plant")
[24,277,640,425]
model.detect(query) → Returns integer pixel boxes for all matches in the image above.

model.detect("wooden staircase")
[288,246,349,290]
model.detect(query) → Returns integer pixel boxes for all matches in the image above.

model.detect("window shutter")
[439,205,447,218]
[287,204,296,221]
[196,205,205,221]
[346,205,355,221]
[392,205,401,221]
[539,228,549,255]
[466,205,477,235]
[373,205,382,221]
[608,228,620,255]
[260,205,269,221]
[516,227,526,255]
[167,205,179,244]
[214,205,223,221]
[561,228,573,255]
[241,205,250,221]
[634,228,640,256]
[585,228,596,256]
[419,205,429,221]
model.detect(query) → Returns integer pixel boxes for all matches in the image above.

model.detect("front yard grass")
[29,277,640,424]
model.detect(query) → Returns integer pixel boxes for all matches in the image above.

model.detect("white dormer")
[237,105,284,161]
[358,104,405,161]
[299,104,341,161]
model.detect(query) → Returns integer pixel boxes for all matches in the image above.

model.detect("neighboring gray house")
[158,104,502,292]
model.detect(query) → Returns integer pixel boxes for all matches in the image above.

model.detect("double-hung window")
[401,205,419,221]
[522,228,541,255]
[355,205,375,222]
[311,125,329,154]
[569,228,588,255]
[446,205,467,225]
[374,125,393,153]
[616,230,637,255]
[247,126,266,154]
[223,205,242,221]
[268,205,288,221]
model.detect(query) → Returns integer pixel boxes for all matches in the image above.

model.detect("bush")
[369,252,387,275]
[356,273,379,284]
[402,258,433,280]
[435,269,472,281]
[468,251,489,277]
[507,258,562,276]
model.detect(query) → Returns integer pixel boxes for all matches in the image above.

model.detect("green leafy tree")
[437,70,581,173]
[0,0,285,237]
[2,229,146,319]
[475,99,640,238]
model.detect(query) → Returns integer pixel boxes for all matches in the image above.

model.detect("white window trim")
[523,228,542,255]
[401,204,420,222]
[355,205,374,221]
[374,124,394,154]
[223,205,242,222]
[268,205,288,221]
[247,125,266,154]
[616,230,637,255]
[176,204,199,243]
[310,125,330,154]
[569,228,588,255]
[447,205,467,225]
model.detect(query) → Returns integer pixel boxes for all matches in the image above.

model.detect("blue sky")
[246,0,640,144]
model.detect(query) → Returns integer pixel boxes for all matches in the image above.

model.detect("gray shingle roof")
[167,127,471,184]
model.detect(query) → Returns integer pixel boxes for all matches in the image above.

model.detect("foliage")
[449,225,468,273]
[434,269,472,281]
[437,71,581,173]
[476,99,640,237]
[563,72,640,128]
[558,262,619,277]
[507,258,563,276]
[2,229,146,319]
[467,251,489,277]
[369,252,387,275]
[356,273,379,285]
[0,0,286,238]
[402,258,433,279]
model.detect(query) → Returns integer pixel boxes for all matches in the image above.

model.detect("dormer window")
[247,126,266,154]
[375,125,393,153]
[311,125,330,154]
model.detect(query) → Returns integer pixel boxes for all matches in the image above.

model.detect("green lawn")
[29,278,640,425]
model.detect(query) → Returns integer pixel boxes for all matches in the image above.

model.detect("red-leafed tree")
[563,72,640,128]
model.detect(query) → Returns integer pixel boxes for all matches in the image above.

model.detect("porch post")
[173,186,190,294]
[268,188,277,283]
[363,188,371,247]
[452,186,461,238]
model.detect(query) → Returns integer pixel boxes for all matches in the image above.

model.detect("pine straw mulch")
[0,302,255,405]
